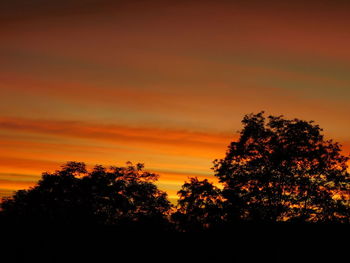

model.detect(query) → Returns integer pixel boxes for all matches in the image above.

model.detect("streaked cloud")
[0,0,349,199]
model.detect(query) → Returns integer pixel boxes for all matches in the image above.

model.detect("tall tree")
[213,112,350,223]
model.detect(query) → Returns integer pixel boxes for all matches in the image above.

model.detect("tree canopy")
[213,112,350,223]
[0,162,172,230]
[171,177,224,231]
[1,112,349,230]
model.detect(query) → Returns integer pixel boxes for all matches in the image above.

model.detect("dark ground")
[0,223,347,262]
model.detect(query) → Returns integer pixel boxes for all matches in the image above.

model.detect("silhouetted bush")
[171,177,224,231]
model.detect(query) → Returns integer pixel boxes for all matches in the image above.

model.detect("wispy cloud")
[0,0,349,199]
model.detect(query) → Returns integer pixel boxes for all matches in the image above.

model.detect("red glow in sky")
[0,0,349,201]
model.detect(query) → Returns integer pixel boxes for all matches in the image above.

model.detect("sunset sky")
[1,0,349,202]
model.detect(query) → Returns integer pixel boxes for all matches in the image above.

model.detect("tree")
[213,112,350,223]
[0,162,173,229]
[172,177,224,231]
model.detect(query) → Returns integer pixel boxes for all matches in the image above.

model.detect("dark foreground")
[1,223,348,263]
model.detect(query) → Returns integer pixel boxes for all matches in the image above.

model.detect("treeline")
[0,112,349,231]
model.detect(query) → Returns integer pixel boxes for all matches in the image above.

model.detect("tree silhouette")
[172,177,224,231]
[0,162,173,230]
[1,112,349,231]
[213,112,350,223]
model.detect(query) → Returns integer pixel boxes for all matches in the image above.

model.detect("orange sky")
[0,0,349,202]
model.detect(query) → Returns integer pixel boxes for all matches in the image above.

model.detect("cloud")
[0,117,233,151]
[1,0,349,200]
[0,117,232,197]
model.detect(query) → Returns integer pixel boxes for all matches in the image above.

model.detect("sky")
[0,0,349,202]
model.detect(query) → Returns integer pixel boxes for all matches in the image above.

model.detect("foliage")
[0,162,172,229]
[171,177,224,231]
[213,112,350,223]
[1,112,349,229]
